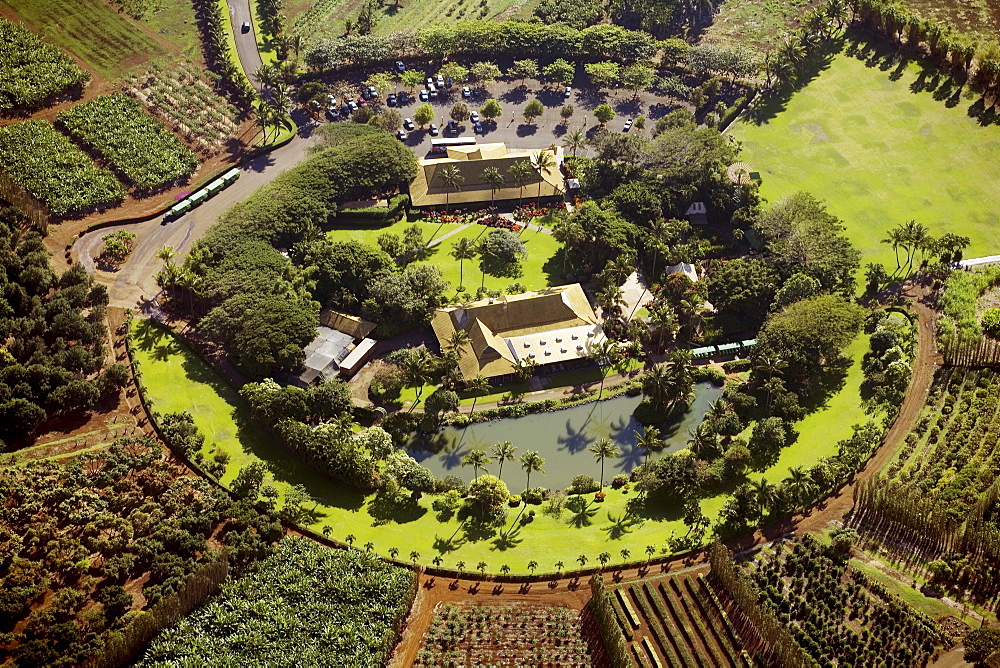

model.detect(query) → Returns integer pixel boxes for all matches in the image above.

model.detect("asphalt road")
[77,124,318,308]
[228,0,263,91]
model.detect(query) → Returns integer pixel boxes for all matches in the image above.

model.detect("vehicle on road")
[470,110,480,123]
[462,86,471,99]
[241,21,251,33]
[429,124,439,136]
[564,86,572,98]
[403,118,414,130]
[622,118,633,132]
[396,61,406,72]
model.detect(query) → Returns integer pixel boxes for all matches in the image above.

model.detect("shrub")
[983,307,1000,337]
[508,494,522,506]
[722,359,752,373]
[692,366,726,386]
[568,475,600,494]
[611,474,629,489]
[521,487,545,504]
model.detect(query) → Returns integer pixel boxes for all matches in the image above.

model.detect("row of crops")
[747,535,948,666]
[0,120,124,217]
[125,63,243,154]
[0,18,89,113]
[137,537,417,666]
[415,603,593,667]
[610,573,756,668]
[57,94,199,190]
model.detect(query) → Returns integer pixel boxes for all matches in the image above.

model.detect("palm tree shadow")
[567,498,598,528]
[605,511,641,540]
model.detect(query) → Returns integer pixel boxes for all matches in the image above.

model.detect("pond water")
[407,383,724,491]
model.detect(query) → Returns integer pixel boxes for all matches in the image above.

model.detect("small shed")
[685,202,708,226]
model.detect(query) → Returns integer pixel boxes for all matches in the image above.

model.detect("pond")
[407,382,724,491]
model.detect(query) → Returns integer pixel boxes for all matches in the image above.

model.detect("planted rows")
[611,574,751,668]
[139,537,416,667]
[125,64,242,154]
[748,535,947,665]
[0,120,123,216]
[415,603,592,667]
[58,93,199,190]
[0,18,89,113]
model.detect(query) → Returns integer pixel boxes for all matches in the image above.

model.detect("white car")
[462,86,471,98]
[622,118,634,132]
[564,86,572,98]
[470,110,480,123]
[403,118,414,130]
[429,124,439,136]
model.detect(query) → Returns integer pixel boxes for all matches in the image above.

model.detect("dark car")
[447,119,457,131]
[474,121,483,134]
[241,21,251,33]
[340,104,350,116]
[446,78,454,88]
[403,118,414,131]
[387,94,397,107]
[368,85,378,98]
[395,60,406,72]
[429,124,439,136]
[398,91,409,104]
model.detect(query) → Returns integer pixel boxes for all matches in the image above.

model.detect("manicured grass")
[327,220,567,295]
[733,45,1000,272]
[749,333,872,484]
[131,318,715,572]
[2,0,164,79]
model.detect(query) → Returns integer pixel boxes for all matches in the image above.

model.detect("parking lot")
[325,68,686,159]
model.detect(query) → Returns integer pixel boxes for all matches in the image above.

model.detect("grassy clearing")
[733,46,1000,272]
[327,219,567,295]
[701,0,816,51]
[749,333,872,483]
[129,0,203,62]
[1,0,165,79]
[131,318,717,572]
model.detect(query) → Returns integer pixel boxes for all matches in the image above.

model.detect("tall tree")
[462,448,492,480]
[520,450,546,494]
[589,438,620,487]
[481,167,505,206]
[438,165,464,214]
[491,441,517,478]
[450,237,477,290]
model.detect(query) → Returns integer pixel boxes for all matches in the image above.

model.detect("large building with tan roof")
[409,143,564,208]
[431,284,606,382]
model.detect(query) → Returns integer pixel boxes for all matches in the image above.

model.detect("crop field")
[733,44,1000,271]
[0,120,124,216]
[0,18,89,112]
[609,572,761,667]
[290,0,535,39]
[57,94,199,190]
[744,535,948,665]
[415,603,593,666]
[0,0,166,80]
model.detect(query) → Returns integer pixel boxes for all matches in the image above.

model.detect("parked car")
[396,130,407,141]
[395,61,406,72]
[403,118,415,130]
[347,98,358,111]
[241,21,251,33]
[419,90,429,101]
[398,91,410,104]
[340,104,350,116]
[367,85,378,98]
[622,118,633,132]
[564,86,572,98]
[357,98,368,107]
[462,86,471,99]
[447,119,457,131]
[387,94,397,107]
[429,124,439,136]
[325,107,338,121]
[474,121,483,134]
[470,110,480,123]
[327,94,336,106]
[446,78,454,88]
[436,74,445,87]
[426,77,434,87]
[430,89,439,99]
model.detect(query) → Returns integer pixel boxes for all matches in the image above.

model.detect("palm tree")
[491,441,517,478]
[527,560,538,575]
[634,426,662,463]
[786,466,816,506]
[445,329,470,356]
[462,448,492,480]
[590,338,622,400]
[556,560,565,572]
[254,62,280,90]
[364,541,374,552]
[520,450,545,494]
[589,438,619,488]
[577,554,588,567]
[562,129,586,157]
[552,217,584,277]
[645,545,656,563]
[439,165,464,214]
[451,237,477,291]
[620,548,630,562]
[751,478,778,519]
[596,284,626,320]
[881,227,905,270]
[481,167,505,206]
[388,546,400,559]
[401,348,434,411]
[466,374,490,415]
[507,161,533,209]
[345,534,355,547]
[531,150,555,199]
[597,552,611,568]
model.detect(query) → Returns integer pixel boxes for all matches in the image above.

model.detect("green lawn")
[327,220,567,295]
[733,43,1000,272]
[749,333,873,484]
[131,318,712,573]
[2,0,165,79]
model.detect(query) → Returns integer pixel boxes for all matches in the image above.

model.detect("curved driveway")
[228,0,263,91]
[77,125,317,308]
